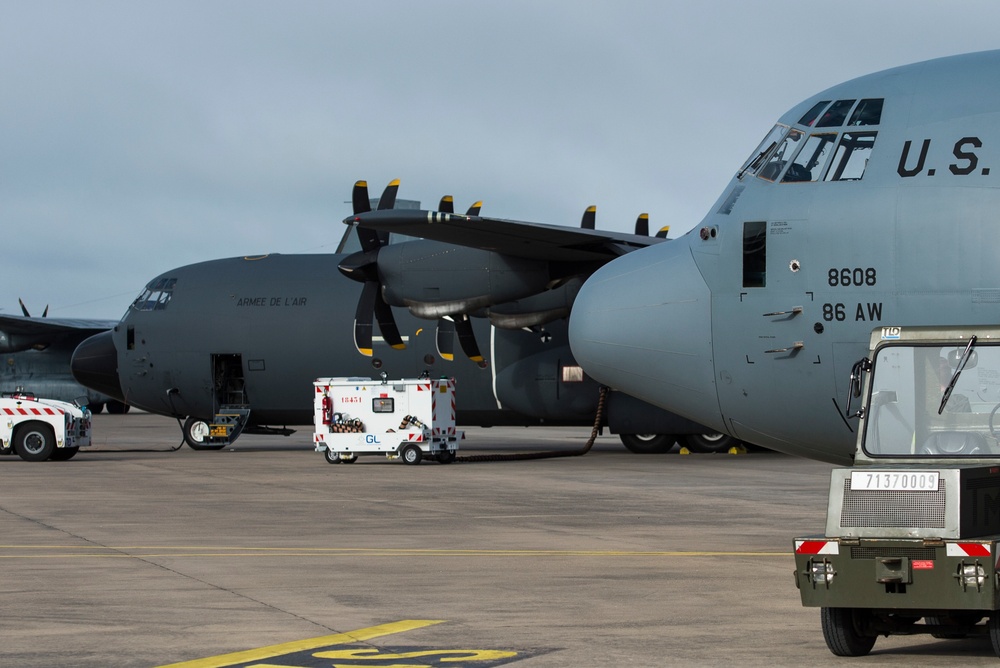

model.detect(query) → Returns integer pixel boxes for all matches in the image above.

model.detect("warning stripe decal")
[794,540,839,556]
[947,543,992,558]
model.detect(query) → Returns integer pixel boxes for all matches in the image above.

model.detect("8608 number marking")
[828,267,877,287]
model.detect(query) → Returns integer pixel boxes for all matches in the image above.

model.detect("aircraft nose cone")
[71,330,125,402]
[569,239,720,429]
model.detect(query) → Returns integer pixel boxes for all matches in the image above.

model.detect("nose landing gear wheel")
[183,417,225,451]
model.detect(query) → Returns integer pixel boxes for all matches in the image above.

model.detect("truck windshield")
[862,341,1000,458]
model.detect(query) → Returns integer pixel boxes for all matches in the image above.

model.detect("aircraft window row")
[748,126,878,183]
[798,98,883,128]
[132,278,176,311]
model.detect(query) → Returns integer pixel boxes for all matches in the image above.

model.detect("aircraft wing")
[344,209,665,262]
[0,315,116,350]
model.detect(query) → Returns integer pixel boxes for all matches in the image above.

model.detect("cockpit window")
[815,99,856,127]
[131,278,176,311]
[825,132,877,181]
[848,98,883,126]
[798,101,831,127]
[758,129,804,182]
[738,124,790,180]
[781,133,837,183]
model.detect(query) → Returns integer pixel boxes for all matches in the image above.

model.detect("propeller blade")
[353,281,378,356]
[436,318,455,362]
[18,298,30,317]
[580,205,596,230]
[42,305,48,318]
[466,201,483,216]
[655,225,671,239]
[352,180,371,215]
[438,196,454,214]
[374,290,405,350]
[454,314,484,364]
[377,179,400,210]
[634,213,649,237]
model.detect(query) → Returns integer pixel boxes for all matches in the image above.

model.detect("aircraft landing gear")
[682,432,738,453]
[183,417,225,451]
[619,433,676,454]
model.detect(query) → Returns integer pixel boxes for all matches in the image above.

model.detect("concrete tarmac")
[2,413,998,667]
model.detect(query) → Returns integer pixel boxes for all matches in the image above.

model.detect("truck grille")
[839,479,947,528]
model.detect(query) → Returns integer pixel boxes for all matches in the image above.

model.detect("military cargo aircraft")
[70,188,725,452]
[341,50,1000,467]
[566,49,1000,465]
[0,301,126,413]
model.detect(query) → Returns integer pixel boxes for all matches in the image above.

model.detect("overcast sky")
[3,1,1000,319]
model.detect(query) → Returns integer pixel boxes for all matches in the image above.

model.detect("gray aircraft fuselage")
[72,249,601,429]
[570,50,1000,465]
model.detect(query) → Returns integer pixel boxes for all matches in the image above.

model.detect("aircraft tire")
[106,400,130,414]
[14,421,57,462]
[401,444,422,465]
[682,432,738,454]
[183,417,225,451]
[618,433,675,454]
[49,447,80,461]
[821,607,876,657]
[89,403,105,414]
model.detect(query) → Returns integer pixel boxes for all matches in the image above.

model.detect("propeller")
[341,180,405,356]
[18,298,48,318]
[438,195,483,216]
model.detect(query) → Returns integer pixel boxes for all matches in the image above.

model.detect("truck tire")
[619,433,675,454]
[324,447,341,464]
[14,421,57,462]
[402,444,422,465]
[682,432,738,453]
[821,607,876,657]
[438,450,456,464]
[183,417,225,451]
[989,614,1000,658]
[49,447,80,461]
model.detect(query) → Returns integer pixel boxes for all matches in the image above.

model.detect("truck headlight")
[809,559,836,585]
[956,562,986,589]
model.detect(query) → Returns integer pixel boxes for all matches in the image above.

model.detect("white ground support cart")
[0,392,92,461]
[313,375,463,465]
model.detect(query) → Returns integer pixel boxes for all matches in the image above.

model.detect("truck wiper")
[938,335,977,414]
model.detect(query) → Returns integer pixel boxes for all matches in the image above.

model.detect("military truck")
[794,325,1000,657]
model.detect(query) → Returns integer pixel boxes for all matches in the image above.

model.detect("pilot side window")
[824,132,877,181]
[738,124,789,179]
[758,129,803,182]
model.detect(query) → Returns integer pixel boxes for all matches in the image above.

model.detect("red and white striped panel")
[946,543,991,558]
[794,540,839,555]
[2,407,62,416]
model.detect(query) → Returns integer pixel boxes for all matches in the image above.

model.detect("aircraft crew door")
[212,354,248,411]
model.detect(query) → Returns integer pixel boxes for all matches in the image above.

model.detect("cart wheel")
[402,444,422,465]
[324,448,341,464]
[438,450,456,464]
[341,453,358,464]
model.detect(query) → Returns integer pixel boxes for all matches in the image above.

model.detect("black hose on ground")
[455,385,609,463]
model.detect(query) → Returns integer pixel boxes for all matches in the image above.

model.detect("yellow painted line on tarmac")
[156,619,444,668]
[0,545,788,558]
